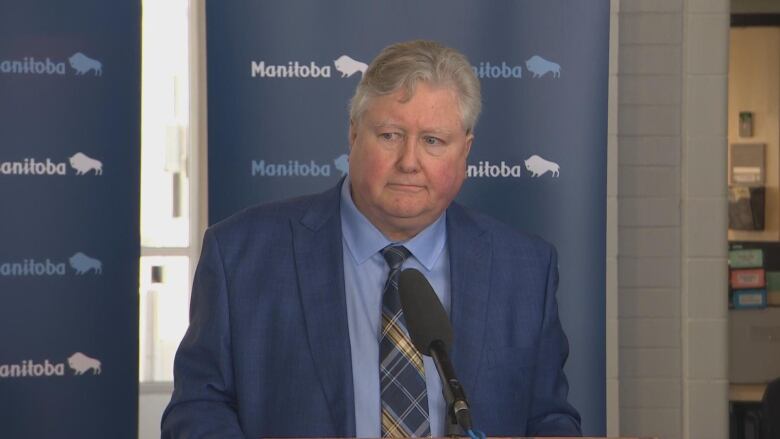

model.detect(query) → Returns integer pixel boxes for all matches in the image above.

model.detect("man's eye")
[380,132,400,141]
[423,136,443,145]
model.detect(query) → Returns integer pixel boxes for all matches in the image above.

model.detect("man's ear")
[348,119,357,150]
[464,132,474,157]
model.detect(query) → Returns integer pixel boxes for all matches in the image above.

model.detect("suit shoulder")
[207,191,331,244]
[453,204,556,260]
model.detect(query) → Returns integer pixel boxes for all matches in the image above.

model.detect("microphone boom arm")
[429,339,473,436]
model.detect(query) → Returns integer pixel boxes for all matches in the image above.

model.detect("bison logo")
[334,55,368,78]
[68,352,101,375]
[69,152,103,175]
[524,155,560,177]
[525,55,561,79]
[69,252,102,275]
[68,52,102,76]
[334,154,349,176]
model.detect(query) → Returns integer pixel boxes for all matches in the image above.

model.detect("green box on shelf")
[766,271,780,292]
[729,248,763,268]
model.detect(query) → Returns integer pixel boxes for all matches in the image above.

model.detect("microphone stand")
[429,340,472,437]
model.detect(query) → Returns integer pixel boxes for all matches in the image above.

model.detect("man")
[162,40,581,438]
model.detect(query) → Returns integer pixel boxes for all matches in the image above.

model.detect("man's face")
[348,81,473,241]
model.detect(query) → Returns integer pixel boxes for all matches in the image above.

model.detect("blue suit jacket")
[161,182,581,438]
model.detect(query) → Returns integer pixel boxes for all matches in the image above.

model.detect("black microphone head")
[398,268,453,355]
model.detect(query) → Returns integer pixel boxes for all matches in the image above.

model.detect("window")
[139,0,201,383]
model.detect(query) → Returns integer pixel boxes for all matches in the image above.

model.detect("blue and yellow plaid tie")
[379,245,431,438]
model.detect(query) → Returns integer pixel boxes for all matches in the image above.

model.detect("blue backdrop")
[207,1,607,434]
[0,1,140,438]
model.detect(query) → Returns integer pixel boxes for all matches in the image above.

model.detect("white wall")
[140,386,172,439]
[137,0,205,436]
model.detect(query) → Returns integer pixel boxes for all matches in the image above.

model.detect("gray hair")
[349,40,482,134]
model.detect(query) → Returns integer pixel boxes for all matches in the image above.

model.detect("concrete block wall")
[682,1,730,438]
[615,1,729,438]
[617,2,684,437]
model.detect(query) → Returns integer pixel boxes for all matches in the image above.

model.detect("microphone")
[399,268,473,435]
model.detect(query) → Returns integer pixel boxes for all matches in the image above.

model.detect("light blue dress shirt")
[340,176,451,438]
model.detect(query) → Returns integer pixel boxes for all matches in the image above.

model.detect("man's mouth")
[387,183,424,193]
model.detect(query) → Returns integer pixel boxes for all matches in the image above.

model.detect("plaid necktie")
[379,245,431,438]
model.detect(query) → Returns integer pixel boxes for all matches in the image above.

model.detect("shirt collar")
[340,175,447,271]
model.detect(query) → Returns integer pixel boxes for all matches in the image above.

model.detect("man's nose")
[397,137,420,172]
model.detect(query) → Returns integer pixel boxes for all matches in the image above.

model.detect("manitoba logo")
[69,152,103,175]
[0,52,102,76]
[251,154,348,177]
[467,155,561,179]
[0,352,101,379]
[0,57,66,75]
[525,55,561,79]
[0,158,67,175]
[0,152,103,176]
[67,352,102,375]
[0,359,65,378]
[467,160,523,178]
[334,154,349,176]
[68,52,102,76]
[251,60,332,78]
[524,154,560,177]
[69,252,102,274]
[470,55,564,80]
[250,53,368,79]
[0,259,66,276]
[0,252,103,277]
[472,61,523,79]
[251,159,331,177]
[333,55,367,78]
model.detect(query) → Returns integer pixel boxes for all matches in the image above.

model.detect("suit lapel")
[292,183,356,437]
[447,203,492,397]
